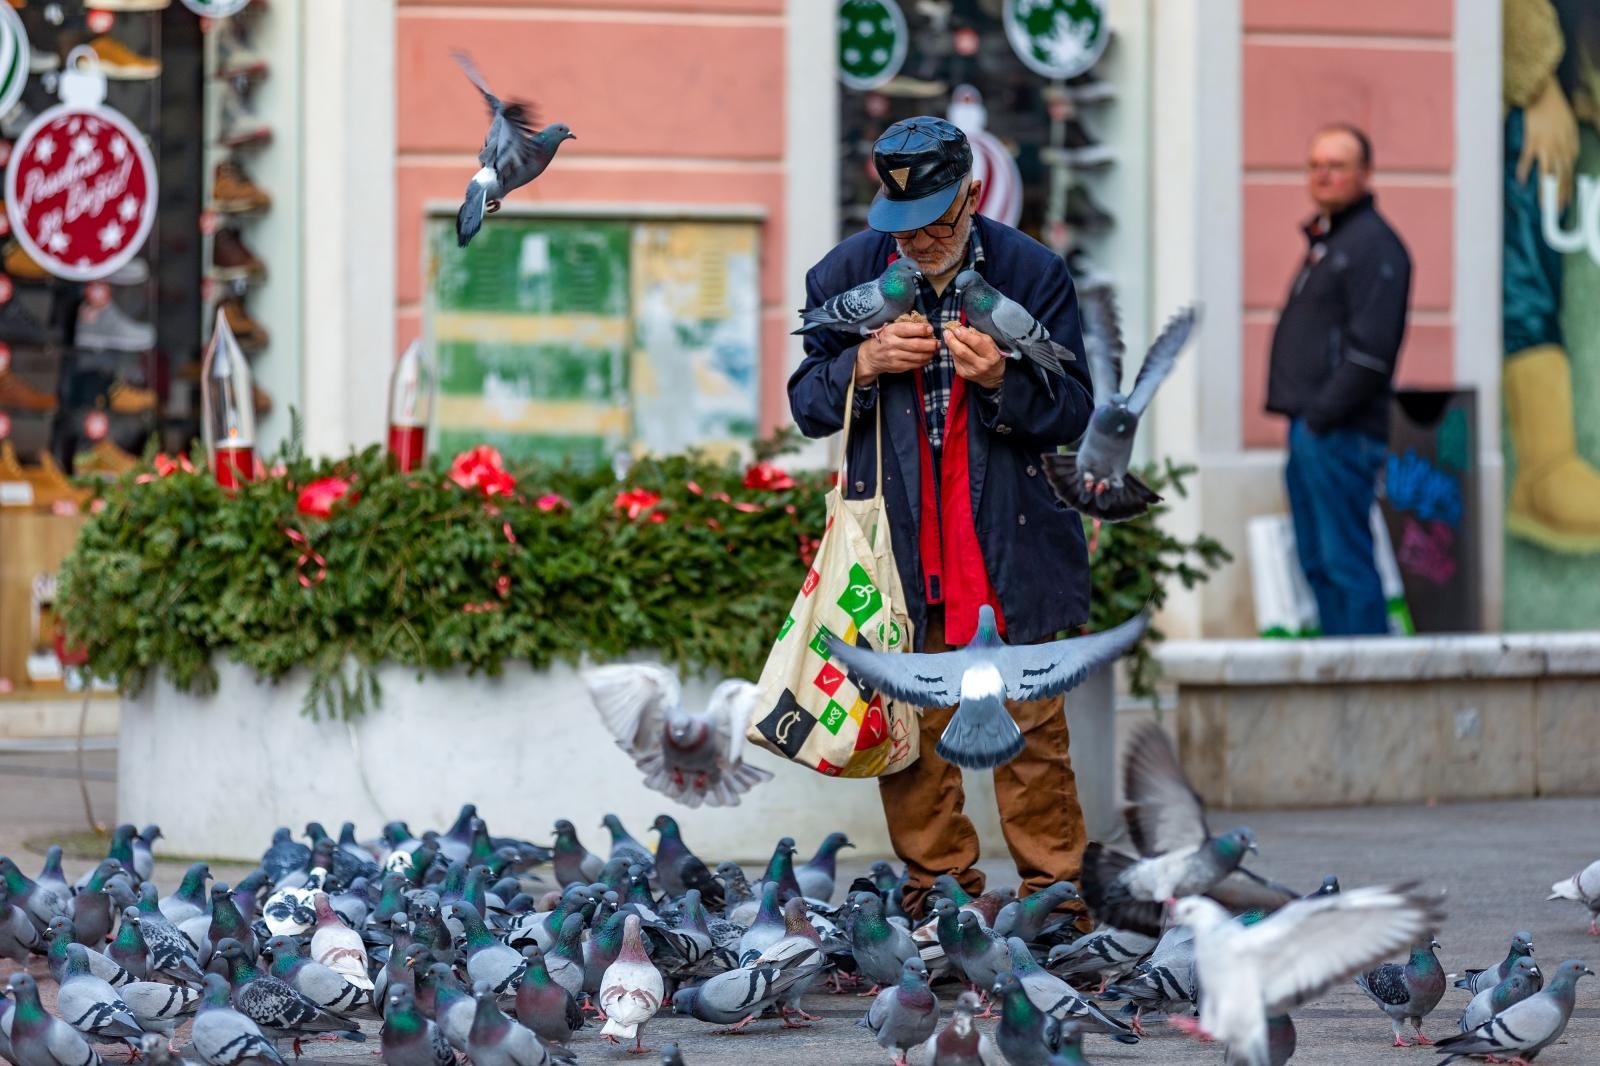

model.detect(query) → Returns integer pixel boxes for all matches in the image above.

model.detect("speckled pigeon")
[214,939,361,1054]
[863,958,939,1064]
[584,664,773,808]
[826,605,1146,769]
[452,51,574,248]
[1456,931,1537,996]
[1435,959,1593,1064]
[189,974,288,1066]
[1547,859,1600,935]
[669,947,820,1030]
[794,259,922,336]
[1045,926,1155,990]
[1041,292,1198,521]
[1170,883,1444,1065]
[135,884,205,984]
[954,270,1071,378]
[1355,937,1448,1048]
[1460,956,1542,1032]
[8,972,104,1066]
[1004,937,1136,1042]
[1081,723,1296,936]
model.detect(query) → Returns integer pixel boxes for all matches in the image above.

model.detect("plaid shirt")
[855,229,990,454]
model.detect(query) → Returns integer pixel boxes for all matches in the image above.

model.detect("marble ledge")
[1155,633,1600,686]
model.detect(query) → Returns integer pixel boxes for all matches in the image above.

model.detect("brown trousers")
[878,608,1089,920]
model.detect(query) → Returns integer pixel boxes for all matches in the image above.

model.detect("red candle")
[200,312,257,488]
[387,340,435,472]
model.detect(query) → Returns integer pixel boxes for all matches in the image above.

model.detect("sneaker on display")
[1059,118,1116,168]
[216,34,268,80]
[76,300,155,353]
[0,300,54,346]
[105,257,150,286]
[1066,71,1117,105]
[211,228,266,282]
[211,160,272,213]
[88,35,162,80]
[1064,185,1115,233]
[218,95,272,149]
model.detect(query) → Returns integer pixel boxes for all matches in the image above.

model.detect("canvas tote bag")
[747,375,919,777]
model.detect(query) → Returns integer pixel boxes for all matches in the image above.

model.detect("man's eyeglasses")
[1306,161,1355,175]
[892,189,975,240]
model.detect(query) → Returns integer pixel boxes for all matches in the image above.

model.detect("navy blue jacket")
[787,215,1096,649]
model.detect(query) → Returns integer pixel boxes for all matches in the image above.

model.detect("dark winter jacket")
[786,215,1096,649]
[1266,193,1412,440]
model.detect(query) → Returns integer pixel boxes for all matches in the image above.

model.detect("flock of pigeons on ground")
[0,725,1592,1066]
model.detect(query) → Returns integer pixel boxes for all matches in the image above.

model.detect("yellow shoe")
[108,380,157,414]
[76,439,138,477]
[1504,344,1600,552]
[0,440,25,480]
[3,241,50,282]
[88,36,162,81]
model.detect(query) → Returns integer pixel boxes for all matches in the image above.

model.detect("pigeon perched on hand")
[1435,959,1593,1064]
[953,270,1072,378]
[825,604,1146,770]
[452,51,574,248]
[1455,931,1536,996]
[1355,937,1447,1048]
[1170,883,1444,1066]
[1459,956,1542,1032]
[584,664,773,808]
[1547,858,1600,935]
[1041,291,1199,521]
[1081,723,1296,936]
[794,259,922,336]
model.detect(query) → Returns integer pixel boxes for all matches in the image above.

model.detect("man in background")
[1265,124,1412,636]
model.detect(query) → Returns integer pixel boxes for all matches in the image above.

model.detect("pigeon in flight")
[583,663,773,808]
[794,260,921,336]
[452,51,575,248]
[954,270,1071,379]
[1080,723,1297,935]
[1169,883,1445,1066]
[824,604,1147,770]
[1042,291,1198,521]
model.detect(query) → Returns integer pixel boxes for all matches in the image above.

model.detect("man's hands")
[853,320,1007,391]
[1519,75,1580,209]
[945,324,1007,391]
[855,321,938,385]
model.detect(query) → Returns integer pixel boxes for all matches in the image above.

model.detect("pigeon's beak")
[1586,967,1596,977]
[565,131,577,141]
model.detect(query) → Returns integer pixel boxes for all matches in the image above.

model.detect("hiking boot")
[1064,184,1115,233]
[108,380,156,414]
[0,366,55,411]
[212,228,266,282]
[212,159,272,213]
[76,439,139,477]
[1048,119,1116,169]
[216,33,268,81]
[218,95,272,148]
[76,300,155,353]
[3,241,50,282]
[0,300,53,346]
[219,297,268,350]
[88,35,162,80]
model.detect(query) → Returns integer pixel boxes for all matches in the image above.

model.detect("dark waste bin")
[1380,389,1481,633]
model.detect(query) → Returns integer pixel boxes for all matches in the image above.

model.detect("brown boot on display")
[88,35,162,80]
[77,439,139,477]
[1504,344,1600,552]
[211,160,272,214]
[108,380,157,414]
[219,297,269,350]
[2,240,50,282]
[0,366,55,411]
[212,228,267,282]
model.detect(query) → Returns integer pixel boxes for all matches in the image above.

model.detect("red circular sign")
[0,412,10,440]
[84,409,109,440]
[0,276,12,305]
[0,341,10,373]
[86,10,114,34]
[85,281,110,308]
[5,104,158,283]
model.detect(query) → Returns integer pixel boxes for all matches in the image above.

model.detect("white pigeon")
[1547,859,1600,935]
[582,663,772,808]
[1170,883,1445,1066]
[597,915,663,1053]
[310,892,373,991]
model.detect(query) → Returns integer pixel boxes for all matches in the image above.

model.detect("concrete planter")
[120,658,1120,865]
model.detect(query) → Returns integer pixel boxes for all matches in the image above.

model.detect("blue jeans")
[1285,419,1389,636]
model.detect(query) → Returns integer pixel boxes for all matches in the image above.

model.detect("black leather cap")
[868,116,973,233]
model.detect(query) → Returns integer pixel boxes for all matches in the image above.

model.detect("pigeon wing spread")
[1125,305,1198,416]
[821,641,964,707]
[988,613,1149,702]
[583,663,678,760]
[1122,722,1211,856]
[1078,287,1125,408]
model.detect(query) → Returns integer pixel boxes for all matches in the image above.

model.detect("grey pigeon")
[380,986,453,1066]
[850,893,920,990]
[954,269,1071,378]
[600,815,655,874]
[159,863,210,925]
[1547,859,1600,934]
[660,1046,685,1066]
[0,881,42,963]
[953,911,1012,992]
[135,1034,187,1066]
[452,51,574,248]
[135,884,205,983]
[118,980,200,1037]
[57,943,143,1043]
[214,939,361,1054]
[1456,931,1537,996]
[669,948,820,1030]
[1101,925,1196,1033]
[131,827,161,884]
[35,848,67,900]
[1042,292,1199,521]
[420,964,476,1052]
[907,991,1000,1065]
[68,861,120,948]
[261,829,310,886]
[990,972,1067,1066]
[862,958,939,1062]
[1004,937,1136,1042]
[465,981,574,1066]
[1045,926,1155,990]
[550,822,604,888]
[8,973,102,1066]
[1355,937,1448,1048]
[752,899,827,1021]
[261,936,371,1016]
[514,947,582,1049]
[796,833,854,903]
[0,857,69,935]
[826,604,1146,770]
[1435,959,1593,1063]
[794,259,921,336]
[994,882,1080,944]
[1081,723,1296,936]
[543,914,586,999]
[449,901,523,994]
[1460,956,1542,1032]
[584,665,773,809]
[46,918,131,987]
[190,974,288,1066]
[738,882,788,964]
[650,817,724,908]
[1171,884,1444,1065]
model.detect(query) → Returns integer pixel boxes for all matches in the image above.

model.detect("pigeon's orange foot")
[1168,1015,1206,1039]
[487,199,503,214]
[1413,1033,1434,1046]
[1391,1036,1412,1048]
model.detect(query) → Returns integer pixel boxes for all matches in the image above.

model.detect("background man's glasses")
[892,189,976,240]
[1306,162,1355,174]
